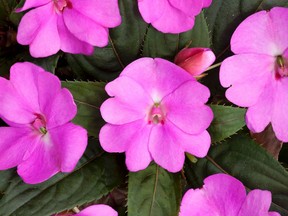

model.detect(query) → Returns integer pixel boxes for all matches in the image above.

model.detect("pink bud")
[174,48,216,77]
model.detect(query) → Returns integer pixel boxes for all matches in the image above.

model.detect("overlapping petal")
[49,123,87,172]
[163,80,213,134]
[0,127,36,170]
[63,9,109,47]
[179,174,246,216]
[75,204,118,216]
[238,190,278,216]
[0,77,36,124]
[70,0,121,27]
[271,78,288,142]
[101,76,153,125]
[138,0,209,33]
[57,17,94,55]
[220,54,274,107]
[100,120,152,171]
[0,62,87,184]
[174,48,216,76]
[121,58,193,101]
[17,0,121,57]
[100,57,212,172]
[180,174,279,216]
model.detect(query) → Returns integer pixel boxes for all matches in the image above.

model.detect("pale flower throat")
[148,103,166,125]
[32,114,47,135]
[53,0,72,12]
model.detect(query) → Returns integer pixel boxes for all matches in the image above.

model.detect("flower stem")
[205,62,222,72]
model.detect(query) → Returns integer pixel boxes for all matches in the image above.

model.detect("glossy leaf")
[62,81,108,138]
[128,164,182,216]
[208,105,246,143]
[185,134,288,215]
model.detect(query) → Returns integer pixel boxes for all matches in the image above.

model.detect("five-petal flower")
[16,0,122,57]
[0,62,87,184]
[100,57,213,172]
[220,7,288,142]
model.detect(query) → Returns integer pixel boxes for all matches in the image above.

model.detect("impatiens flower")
[74,205,117,216]
[138,0,212,33]
[179,174,280,216]
[16,0,121,57]
[174,48,216,78]
[100,58,213,172]
[0,62,87,184]
[220,7,288,142]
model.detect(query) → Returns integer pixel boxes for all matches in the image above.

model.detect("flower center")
[53,0,72,12]
[32,114,47,135]
[275,55,288,79]
[148,103,166,125]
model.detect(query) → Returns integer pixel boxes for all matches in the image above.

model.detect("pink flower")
[138,0,212,33]
[16,0,121,57]
[220,7,288,142]
[174,48,216,77]
[179,174,280,216]
[0,62,87,184]
[74,205,117,216]
[100,58,213,172]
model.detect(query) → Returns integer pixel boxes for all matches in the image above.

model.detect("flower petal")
[16,0,50,12]
[169,0,203,16]
[37,69,62,112]
[246,81,274,133]
[63,8,109,47]
[174,48,215,76]
[149,121,186,172]
[0,77,35,124]
[203,174,246,215]
[182,130,211,157]
[10,62,43,112]
[271,78,288,142]
[151,3,195,33]
[238,190,276,216]
[231,10,281,55]
[137,0,166,23]
[220,54,274,107]
[179,189,217,216]
[22,4,61,58]
[163,80,213,134]
[121,58,193,101]
[17,134,59,184]
[0,127,35,170]
[101,76,153,125]
[70,0,121,28]
[180,174,246,215]
[49,123,87,172]
[75,204,117,216]
[99,120,152,172]
[57,16,94,55]
[45,88,77,129]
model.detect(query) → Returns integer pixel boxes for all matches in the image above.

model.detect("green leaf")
[128,164,182,216]
[208,105,246,143]
[62,81,108,138]
[66,1,211,81]
[66,0,147,81]
[185,134,288,215]
[204,0,288,58]
[142,11,210,60]
[202,0,288,98]
[0,137,125,216]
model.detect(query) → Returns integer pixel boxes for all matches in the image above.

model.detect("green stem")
[205,62,222,72]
